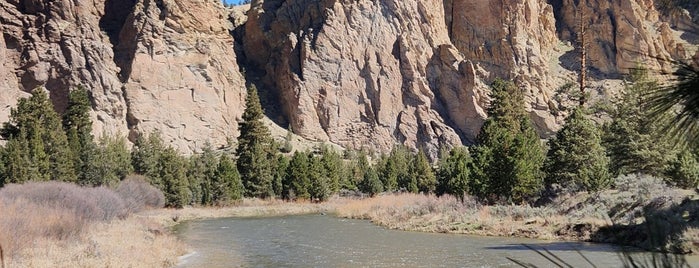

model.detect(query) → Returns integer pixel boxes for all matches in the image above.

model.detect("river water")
[175,214,697,267]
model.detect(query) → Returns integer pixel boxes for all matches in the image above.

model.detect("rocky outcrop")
[0,0,696,156]
[0,0,245,153]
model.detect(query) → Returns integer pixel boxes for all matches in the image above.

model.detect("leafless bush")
[116,175,165,213]
[0,180,165,257]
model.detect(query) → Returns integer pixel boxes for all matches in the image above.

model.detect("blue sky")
[223,0,245,5]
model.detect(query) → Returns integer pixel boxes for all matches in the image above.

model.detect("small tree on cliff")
[470,79,545,203]
[545,107,611,192]
[236,85,275,198]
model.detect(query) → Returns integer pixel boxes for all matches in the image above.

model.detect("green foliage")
[667,149,699,189]
[308,155,329,201]
[470,79,545,203]
[62,86,98,185]
[280,128,293,153]
[131,132,190,208]
[359,167,383,197]
[273,154,290,197]
[378,145,411,192]
[319,146,342,194]
[604,69,675,178]
[545,107,612,192]
[236,85,275,198]
[0,89,76,183]
[213,154,243,204]
[436,147,472,200]
[187,144,219,205]
[411,149,437,193]
[283,151,311,200]
[86,135,133,187]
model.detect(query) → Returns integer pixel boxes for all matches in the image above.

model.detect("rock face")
[0,0,696,155]
[0,0,245,153]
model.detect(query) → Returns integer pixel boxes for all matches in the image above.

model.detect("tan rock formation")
[0,0,245,153]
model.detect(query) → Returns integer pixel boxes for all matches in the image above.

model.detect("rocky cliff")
[1,0,245,153]
[0,0,696,155]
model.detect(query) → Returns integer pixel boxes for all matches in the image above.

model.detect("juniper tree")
[213,154,243,204]
[319,145,342,194]
[411,149,437,194]
[187,144,219,205]
[436,146,472,200]
[359,166,383,197]
[273,154,290,197]
[667,149,699,189]
[604,69,675,177]
[63,86,99,185]
[236,85,275,198]
[131,132,189,207]
[379,145,411,192]
[89,134,133,187]
[284,151,311,200]
[545,107,611,192]
[0,89,76,183]
[470,79,545,203]
[308,155,330,201]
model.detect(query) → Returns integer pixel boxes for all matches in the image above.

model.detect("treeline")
[0,70,697,207]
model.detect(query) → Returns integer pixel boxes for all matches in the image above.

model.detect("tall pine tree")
[63,86,100,185]
[604,69,674,177]
[470,79,545,203]
[236,85,275,198]
[545,107,611,192]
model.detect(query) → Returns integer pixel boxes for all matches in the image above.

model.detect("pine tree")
[411,149,437,194]
[667,149,699,189]
[273,154,290,197]
[0,89,76,183]
[308,155,330,202]
[213,154,243,204]
[63,86,98,185]
[359,166,383,197]
[604,69,675,177]
[319,145,342,194]
[284,151,310,200]
[545,107,611,192]
[436,147,472,200]
[131,132,190,207]
[88,134,133,187]
[236,85,275,198]
[187,144,219,205]
[379,145,411,192]
[470,79,545,203]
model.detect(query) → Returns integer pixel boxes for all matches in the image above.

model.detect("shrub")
[116,175,166,213]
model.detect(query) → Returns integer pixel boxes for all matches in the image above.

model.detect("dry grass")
[0,180,180,266]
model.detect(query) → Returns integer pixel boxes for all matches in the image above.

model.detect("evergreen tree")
[359,166,383,197]
[545,107,611,192]
[63,86,98,185]
[320,145,342,194]
[131,132,190,207]
[604,69,674,177]
[273,154,290,197]
[667,149,699,189]
[379,145,411,192]
[236,85,275,198]
[436,147,472,200]
[187,144,219,205]
[284,151,310,200]
[411,149,437,194]
[88,134,133,187]
[0,89,76,182]
[470,79,545,203]
[308,155,330,201]
[212,154,243,204]
[159,147,191,208]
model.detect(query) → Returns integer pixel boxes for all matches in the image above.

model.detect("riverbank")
[335,176,699,254]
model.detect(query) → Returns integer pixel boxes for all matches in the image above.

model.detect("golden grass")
[334,193,609,241]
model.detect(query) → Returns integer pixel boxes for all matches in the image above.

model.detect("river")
[175,214,697,267]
